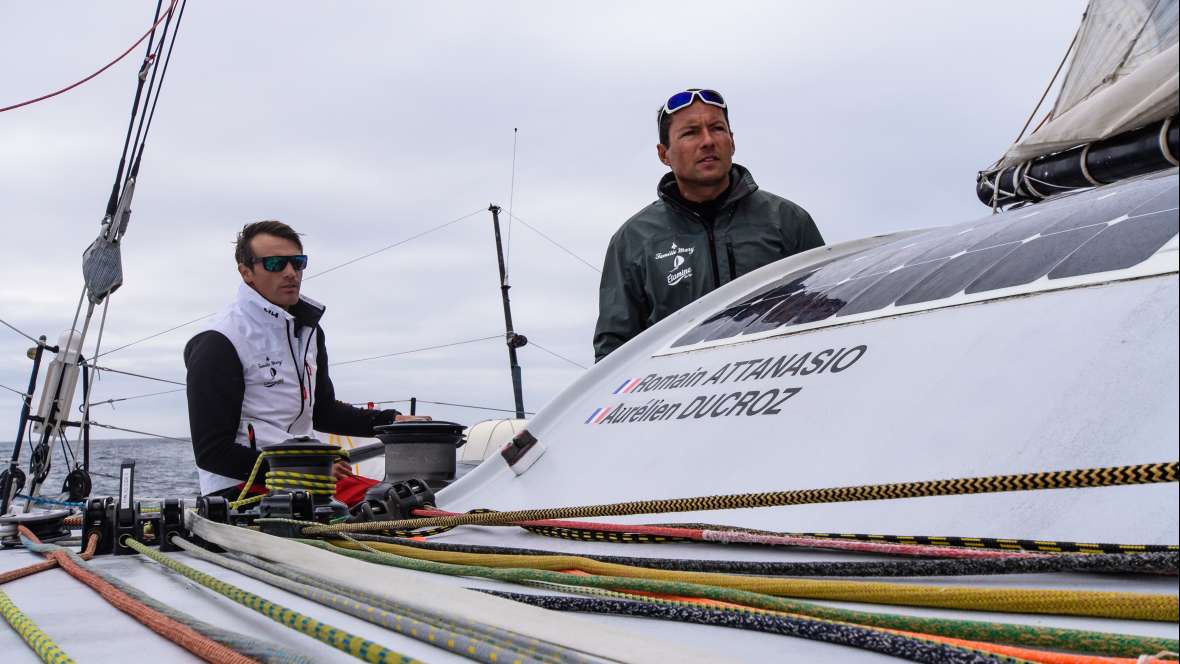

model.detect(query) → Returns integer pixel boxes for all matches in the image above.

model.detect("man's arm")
[784,203,824,254]
[593,234,648,362]
[184,331,260,483]
[312,326,400,436]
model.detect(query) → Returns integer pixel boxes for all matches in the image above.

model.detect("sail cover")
[999,0,1178,168]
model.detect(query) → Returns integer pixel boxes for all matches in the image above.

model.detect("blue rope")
[16,494,85,508]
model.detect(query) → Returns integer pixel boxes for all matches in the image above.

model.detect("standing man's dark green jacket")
[593,164,823,362]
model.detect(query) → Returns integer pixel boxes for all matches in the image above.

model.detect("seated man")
[184,220,421,499]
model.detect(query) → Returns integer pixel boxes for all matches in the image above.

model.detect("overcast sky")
[0,1,1083,444]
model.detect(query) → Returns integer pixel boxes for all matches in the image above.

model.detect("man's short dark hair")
[235,220,303,266]
[659,105,731,147]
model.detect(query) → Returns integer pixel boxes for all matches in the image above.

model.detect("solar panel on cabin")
[705,297,784,340]
[895,242,1020,305]
[670,171,1178,349]
[965,224,1106,293]
[754,289,838,329]
[673,305,747,347]
[1127,182,1179,217]
[900,226,996,263]
[836,258,950,316]
[1048,209,1179,279]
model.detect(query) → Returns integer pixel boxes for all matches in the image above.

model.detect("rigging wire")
[0,1,179,114]
[86,387,186,409]
[507,213,600,273]
[92,313,214,360]
[84,364,185,386]
[506,127,519,277]
[1,383,31,399]
[527,340,587,370]
[410,399,535,416]
[88,420,188,442]
[130,0,188,180]
[91,209,486,360]
[1005,9,1086,152]
[0,316,41,344]
[305,208,485,281]
[123,0,175,189]
[332,335,501,367]
[350,398,534,415]
[111,0,167,198]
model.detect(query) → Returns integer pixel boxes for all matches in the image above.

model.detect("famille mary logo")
[655,242,694,286]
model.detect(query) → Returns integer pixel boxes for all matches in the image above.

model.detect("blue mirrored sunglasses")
[254,255,308,272]
[661,89,726,117]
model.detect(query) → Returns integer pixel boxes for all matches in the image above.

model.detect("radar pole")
[488,204,526,419]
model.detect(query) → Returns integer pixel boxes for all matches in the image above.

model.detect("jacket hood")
[657,163,759,212]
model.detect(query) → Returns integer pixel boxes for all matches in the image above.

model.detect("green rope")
[303,538,1180,658]
[225,550,579,664]
[122,537,422,664]
[170,536,571,664]
[0,588,75,664]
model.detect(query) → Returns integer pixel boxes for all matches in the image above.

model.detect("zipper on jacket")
[302,328,315,414]
[704,223,722,289]
[285,320,306,432]
[725,239,737,282]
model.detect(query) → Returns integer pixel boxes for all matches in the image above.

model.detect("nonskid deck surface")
[2,528,1177,664]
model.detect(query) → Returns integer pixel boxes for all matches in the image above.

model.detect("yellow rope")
[0,588,76,664]
[303,460,1178,535]
[327,538,1179,622]
[230,449,346,508]
[125,538,420,664]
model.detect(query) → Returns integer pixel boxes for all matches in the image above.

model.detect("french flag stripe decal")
[613,379,631,394]
[585,408,602,424]
[593,407,612,424]
[623,378,642,393]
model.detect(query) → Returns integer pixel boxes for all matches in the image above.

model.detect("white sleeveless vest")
[196,283,323,495]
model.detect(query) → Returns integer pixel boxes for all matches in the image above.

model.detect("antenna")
[505,128,519,276]
[488,204,527,420]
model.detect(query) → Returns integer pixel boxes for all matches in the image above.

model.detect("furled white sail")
[999,0,1178,168]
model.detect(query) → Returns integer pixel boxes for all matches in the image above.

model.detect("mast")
[488,204,526,419]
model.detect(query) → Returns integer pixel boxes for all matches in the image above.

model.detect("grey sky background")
[0,2,1082,443]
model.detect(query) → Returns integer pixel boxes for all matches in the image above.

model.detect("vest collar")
[235,283,325,330]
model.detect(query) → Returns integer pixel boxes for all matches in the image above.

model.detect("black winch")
[373,420,465,490]
[0,509,72,548]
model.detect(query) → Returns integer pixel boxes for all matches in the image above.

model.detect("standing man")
[184,220,420,499]
[593,89,824,361]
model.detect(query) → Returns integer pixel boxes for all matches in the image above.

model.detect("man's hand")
[332,459,353,480]
[394,414,432,422]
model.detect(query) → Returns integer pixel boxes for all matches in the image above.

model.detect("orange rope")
[1,534,100,585]
[591,582,1153,664]
[0,560,58,585]
[885,628,1150,664]
[17,526,260,664]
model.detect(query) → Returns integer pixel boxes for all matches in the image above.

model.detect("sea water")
[1,438,477,502]
[0,438,200,499]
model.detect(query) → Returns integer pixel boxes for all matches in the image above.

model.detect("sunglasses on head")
[253,255,308,272]
[659,89,726,119]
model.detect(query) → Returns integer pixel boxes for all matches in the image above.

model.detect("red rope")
[18,526,260,664]
[0,0,178,113]
[411,508,1042,559]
